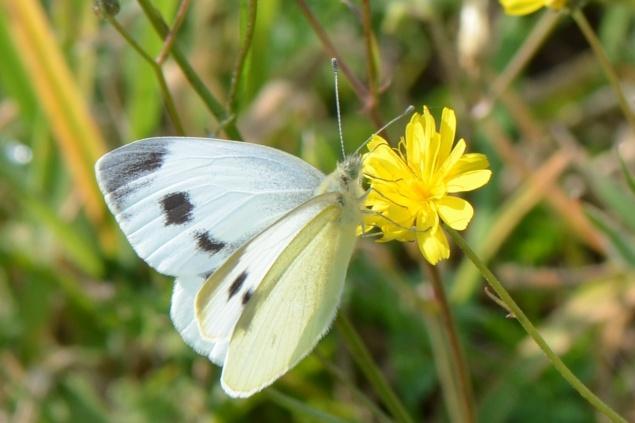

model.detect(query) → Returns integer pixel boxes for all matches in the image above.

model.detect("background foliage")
[1,0,634,421]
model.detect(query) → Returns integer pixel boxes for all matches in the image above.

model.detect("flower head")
[499,0,566,15]
[362,107,491,264]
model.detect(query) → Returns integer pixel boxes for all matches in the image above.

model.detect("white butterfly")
[95,137,363,397]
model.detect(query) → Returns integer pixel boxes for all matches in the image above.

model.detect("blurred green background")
[1,0,634,421]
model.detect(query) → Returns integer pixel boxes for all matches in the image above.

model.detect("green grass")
[0,1,634,421]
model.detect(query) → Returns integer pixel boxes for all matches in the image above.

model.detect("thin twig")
[294,0,384,130]
[295,0,366,99]
[484,287,516,318]
[571,8,635,136]
[106,15,185,135]
[156,0,191,65]
[136,0,242,140]
[336,314,413,423]
[424,263,476,423]
[447,228,628,423]
[227,0,258,112]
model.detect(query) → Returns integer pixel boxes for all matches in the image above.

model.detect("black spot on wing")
[228,271,247,300]
[99,145,167,193]
[161,192,194,225]
[242,289,253,305]
[195,230,226,254]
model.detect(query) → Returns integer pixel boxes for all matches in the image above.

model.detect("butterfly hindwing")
[95,137,324,277]
[195,192,358,397]
[223,197,358,397]
[194,194,341,347]
[170,276,228,364]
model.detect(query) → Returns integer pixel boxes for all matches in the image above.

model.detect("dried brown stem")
[156,0,191,65]
[294,0,384,130]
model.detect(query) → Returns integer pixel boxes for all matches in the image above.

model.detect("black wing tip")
[96,140,170,194]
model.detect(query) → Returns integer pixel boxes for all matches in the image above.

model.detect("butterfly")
[95,137,364,397]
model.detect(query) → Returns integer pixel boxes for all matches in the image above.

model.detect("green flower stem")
[571,8,635,136]
[105,16,185,135]
[447,228,627,423]
[136,0,243,140]
[420,308,467,423]
[335,314,414,423]
[424,263,476,423]
[228,0,258,112]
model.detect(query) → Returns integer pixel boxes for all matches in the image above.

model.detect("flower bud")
[458,0,490,76]
[93,0,120,18]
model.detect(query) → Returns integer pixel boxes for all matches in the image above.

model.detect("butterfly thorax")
[314,155,364,225]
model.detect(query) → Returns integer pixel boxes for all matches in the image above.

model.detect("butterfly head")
[315,154,364,208]
[339,154,362,183]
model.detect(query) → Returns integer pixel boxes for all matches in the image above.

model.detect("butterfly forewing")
[95,137,324,277]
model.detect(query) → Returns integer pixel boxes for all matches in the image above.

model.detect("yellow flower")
[361,106,491,265]
[499,0,566,15]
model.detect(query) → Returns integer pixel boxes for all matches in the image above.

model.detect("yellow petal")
[438,138,466,179]
[446,169,492,193]
[425,133,442,179]
[445,152,490,180]
[367,180,417,210]
[406,120,424,171]
[438,107,456,164]
[499,0,545,15]
[367,134,387,150]
[364,135,412,180]
[437,196,474,230]
[363,203,416,242]
[416,216,450,265]
[422,106,437,136]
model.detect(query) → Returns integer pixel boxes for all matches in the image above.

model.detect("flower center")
[411,179,431,201]
[409,176,445,203]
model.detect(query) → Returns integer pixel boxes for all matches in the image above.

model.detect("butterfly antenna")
[331,58,346,159]
[353,105,415,156]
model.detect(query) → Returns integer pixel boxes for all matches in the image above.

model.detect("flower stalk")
[447,228,627,423]
[424,263,476,422]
